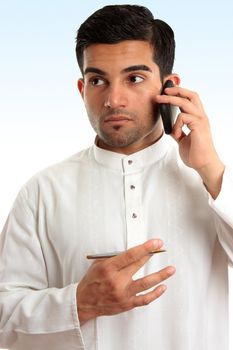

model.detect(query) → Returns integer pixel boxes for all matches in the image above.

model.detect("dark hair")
[75,5,175,79]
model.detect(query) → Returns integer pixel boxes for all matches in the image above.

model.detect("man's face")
[78,40,171,154]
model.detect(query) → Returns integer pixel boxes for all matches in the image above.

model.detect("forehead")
[82,40,158,73]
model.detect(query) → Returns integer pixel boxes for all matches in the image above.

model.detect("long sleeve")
[1,139,233,350]
[0,188,85,350]
[208,167,233,264]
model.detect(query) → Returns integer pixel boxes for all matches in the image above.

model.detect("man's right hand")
[76,239,175,326]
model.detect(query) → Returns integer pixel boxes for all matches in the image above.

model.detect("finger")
[164,86,204,109]
[131,284,167,307]
[155,86,205,115]
[124,249,167,277]
[171,128,186,143]
[123,254,152,277]
[129,266,176,295]
[173,112,209,138]
[171,112,194,142]
[156,94,200,115]
[110,239,163,271]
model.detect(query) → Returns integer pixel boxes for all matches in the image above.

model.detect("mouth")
[104,115,132,124]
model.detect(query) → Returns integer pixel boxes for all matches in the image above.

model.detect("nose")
[104,83,128,109]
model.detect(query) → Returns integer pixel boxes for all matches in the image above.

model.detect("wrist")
[77,306,96,326]
[76,285,99,326]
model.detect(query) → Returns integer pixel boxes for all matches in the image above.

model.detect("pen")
[86,249,166,259]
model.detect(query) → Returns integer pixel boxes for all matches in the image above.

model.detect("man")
[0,4,233,350]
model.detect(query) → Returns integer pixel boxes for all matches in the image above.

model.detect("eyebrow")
[84,65,152,76]
[84,67,106,75]
[123,65,152,73]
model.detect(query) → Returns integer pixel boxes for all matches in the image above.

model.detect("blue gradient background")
[1,1,233,347]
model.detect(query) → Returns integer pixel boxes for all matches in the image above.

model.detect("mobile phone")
[86,249,166,259]
[159,80,176,134]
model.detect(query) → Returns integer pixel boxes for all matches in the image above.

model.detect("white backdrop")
[0,0,232,348]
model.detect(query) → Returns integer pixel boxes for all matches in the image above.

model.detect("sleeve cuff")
[208,166,233,228]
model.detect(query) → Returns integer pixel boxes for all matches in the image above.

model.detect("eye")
[128,75,144,84]
[89,77,105,86]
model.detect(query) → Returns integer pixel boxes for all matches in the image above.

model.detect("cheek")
[135,88,155,105]
[84,90,103,111]
[140,98,159,124]
[136,95,155,115]
[84,94,97,113]
[84,96,103,123]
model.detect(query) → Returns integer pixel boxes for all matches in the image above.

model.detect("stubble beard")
[97,125,144,148]
[88,107,160,149]
[88,114,147,149]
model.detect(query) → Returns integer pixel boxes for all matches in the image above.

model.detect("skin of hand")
[155,86,225,199]
[76,239,176,326]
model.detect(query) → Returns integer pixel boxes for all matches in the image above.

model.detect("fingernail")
[152,239,163,249]
[167,266,176,275]
[160,285,167,293]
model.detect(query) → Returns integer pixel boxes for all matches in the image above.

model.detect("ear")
[77,78,84,99]
[163,73,180,87]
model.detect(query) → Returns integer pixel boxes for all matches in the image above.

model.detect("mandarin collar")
[93,134,171,173]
